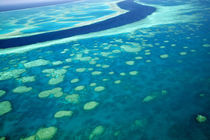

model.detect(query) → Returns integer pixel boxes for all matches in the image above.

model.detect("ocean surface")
[0,0,210,139]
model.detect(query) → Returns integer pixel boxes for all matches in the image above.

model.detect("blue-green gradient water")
[0,0,210,139]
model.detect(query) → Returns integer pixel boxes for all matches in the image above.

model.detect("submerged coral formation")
[76,68,86,73]
[125,61,135,65]
[83,101,99,111]
[70,78,80,83]
[0,69,26,81]
[90,83,97,87]
[47,69,67,85]
[48,76,64,85]
[52,61,63,66]
[74,86,85,91]
[0,90,6,97]
[89,125,105,140]
[129,71,138,75]
[160,54,168,59]
[0,101,12,116]
[36,126,57,140]
[17,76,36,83]
[65,94,80,104]
[0,137,6,140]
[196,114,207,123]
[39,88,63,98]
[143,95,156,102]
[12,86,32,93]
[121,44,141,53]
[24,59,50,68]
[114,80,121,84]
[91,71,102,75]
[21,135,35,140]
[94,86,105,92]
[54,110,73,118]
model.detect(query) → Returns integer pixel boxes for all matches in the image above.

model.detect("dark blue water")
[0,0,156,49]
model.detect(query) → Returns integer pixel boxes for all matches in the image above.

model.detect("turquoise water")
[0,0,117,38]
[0,0,210,139]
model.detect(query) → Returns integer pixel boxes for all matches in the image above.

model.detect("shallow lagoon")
[0,0,210,139]
[0,0,122,39]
